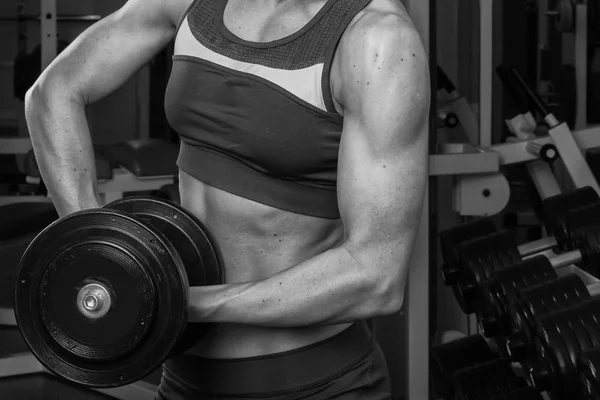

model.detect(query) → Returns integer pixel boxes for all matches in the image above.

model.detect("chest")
[222,0,327,43]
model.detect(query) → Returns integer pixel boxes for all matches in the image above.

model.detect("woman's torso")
[168,0,378,359]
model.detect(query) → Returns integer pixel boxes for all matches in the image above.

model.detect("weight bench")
[19,138,179,205]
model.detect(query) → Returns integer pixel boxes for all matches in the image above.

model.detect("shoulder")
[333,0,429,115]
[117,0,193,29]
[340,0,423,59]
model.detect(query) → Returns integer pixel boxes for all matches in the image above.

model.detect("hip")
[157,321,391,399]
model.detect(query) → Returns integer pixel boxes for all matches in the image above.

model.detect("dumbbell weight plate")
[543,186,599,251]
[453,359,511,400]
[583,300,600,349]
[104,196,224,353]
[478,281,509,338]
[430,335,495,399]
[537,318,574,378]
[439,217,497,279]
[537,281,568,314]
[528,333,570,394]
[551,312,584,367]
[579,305,600,348]
[575,306,600,348]
[563,309,594,353]
[490,386,543,400]
[14,209,189,388]
[453,364,488,400]
[578,349,600,400]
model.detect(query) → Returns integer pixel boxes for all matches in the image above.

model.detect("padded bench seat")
[24,139,178,180]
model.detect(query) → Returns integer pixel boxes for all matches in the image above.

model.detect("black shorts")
[156,322,391,399]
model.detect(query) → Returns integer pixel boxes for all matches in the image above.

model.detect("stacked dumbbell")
[441,187,600,316]
[430,334,543,400]
[438,186,600,398]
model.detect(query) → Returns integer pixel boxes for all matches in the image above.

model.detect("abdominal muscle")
[178,170,352,359]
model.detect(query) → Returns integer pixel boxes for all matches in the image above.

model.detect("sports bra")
[165,0,372,219]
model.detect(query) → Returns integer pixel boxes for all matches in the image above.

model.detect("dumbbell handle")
[518,236,558,257]
[588,282,600,297]
[547,248,583,269]
[518,236,584,270]
[443,236,559,286]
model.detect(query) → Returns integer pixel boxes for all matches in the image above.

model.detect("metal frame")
[573,1,588,129]
[433,124,600,172]
[479,0,494,147]
[402,1,431,399]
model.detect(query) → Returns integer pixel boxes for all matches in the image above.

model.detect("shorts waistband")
[163,322,373,396]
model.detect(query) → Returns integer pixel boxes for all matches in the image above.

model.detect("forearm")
[25,86,100,217]
[189,245,402,327]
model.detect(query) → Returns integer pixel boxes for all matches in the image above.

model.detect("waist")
[177,141,340,219]
[177,169,346,357]
[164,321,373,396]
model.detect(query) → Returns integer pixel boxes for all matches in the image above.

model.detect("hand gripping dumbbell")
[526,298,600,398]
[447,200,600,314]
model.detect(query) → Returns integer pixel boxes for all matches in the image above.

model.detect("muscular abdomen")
[179,170,350,358]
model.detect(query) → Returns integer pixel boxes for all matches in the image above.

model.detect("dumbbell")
[481,387,543,400]
[430,334,530,400]
[440,186,599,289]
[478,266,591,338]
[440,217,498,286]
[451,359,529,400]
[492,274,600,359]
[14,196,224,388]
[430,334,497,399]
[451,200,600,314]
[542,186,600,252]
[578,348,600,400]
[526,298,600,396]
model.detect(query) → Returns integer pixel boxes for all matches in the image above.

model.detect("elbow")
[25,75,81,116]
[24,85,42,116]
[378,282,405,316]
[24,82,54,122]
[365,274,405,317]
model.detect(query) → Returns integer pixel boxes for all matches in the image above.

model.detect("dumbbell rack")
[433,234,600,400]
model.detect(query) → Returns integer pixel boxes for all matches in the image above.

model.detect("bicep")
[337,17,430,262]
[32,0,176,105]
